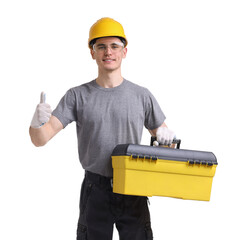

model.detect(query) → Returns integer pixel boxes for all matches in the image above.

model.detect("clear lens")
[93,42,124,53]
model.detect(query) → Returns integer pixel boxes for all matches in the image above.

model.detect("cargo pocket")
[77,223,87,240]
[80,180,93,214]
[145,222,153,240]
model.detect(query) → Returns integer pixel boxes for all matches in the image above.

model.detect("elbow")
[34,140,47,147]
[30,137,48,147]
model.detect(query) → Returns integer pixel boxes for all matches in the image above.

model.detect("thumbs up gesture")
[31,92,52,128]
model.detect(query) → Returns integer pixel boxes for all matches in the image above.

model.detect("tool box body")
[112,144,217,201]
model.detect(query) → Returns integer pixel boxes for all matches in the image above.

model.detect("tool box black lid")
[112,144,218,166]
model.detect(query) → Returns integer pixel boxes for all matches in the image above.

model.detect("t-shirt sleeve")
[52,89,77,128]
[144,88,166,130]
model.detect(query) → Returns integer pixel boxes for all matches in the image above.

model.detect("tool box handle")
[150,136,181,149]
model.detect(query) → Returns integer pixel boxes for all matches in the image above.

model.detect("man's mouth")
[103,59,115,62]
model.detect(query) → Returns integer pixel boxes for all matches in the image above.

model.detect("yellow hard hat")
[88,17,128,49]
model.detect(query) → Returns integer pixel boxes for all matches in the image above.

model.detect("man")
[30,17,175,240]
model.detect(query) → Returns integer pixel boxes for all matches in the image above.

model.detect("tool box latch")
[132,154,138,159]
[188,159,195,165]
[188,159,214,166]
[131,154,158,161]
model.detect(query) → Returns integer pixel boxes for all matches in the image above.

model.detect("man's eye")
[111,45,119,49]
[98,46,106,50]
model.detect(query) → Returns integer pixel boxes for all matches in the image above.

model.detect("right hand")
[31,92,52,128]
[156,127,175,146]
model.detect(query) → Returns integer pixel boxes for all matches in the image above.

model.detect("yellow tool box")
[112,139,218,201]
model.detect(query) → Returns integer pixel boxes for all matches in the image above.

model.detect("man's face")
[91,37,127,72]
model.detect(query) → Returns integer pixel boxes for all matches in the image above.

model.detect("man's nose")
[104,46,112,55]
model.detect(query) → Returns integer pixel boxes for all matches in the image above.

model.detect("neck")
[96,69,123,88]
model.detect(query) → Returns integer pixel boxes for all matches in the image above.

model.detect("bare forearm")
[29,115,63,147]
[29,125,49,147]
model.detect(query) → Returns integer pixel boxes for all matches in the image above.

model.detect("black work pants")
[77,171,153,240]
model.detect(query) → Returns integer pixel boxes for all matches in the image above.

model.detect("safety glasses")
[93,42,124,53]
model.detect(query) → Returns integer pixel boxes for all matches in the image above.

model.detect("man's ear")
[90,49,95,59]
[122,47,127,59]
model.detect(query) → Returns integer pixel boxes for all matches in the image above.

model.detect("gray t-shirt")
[52,79,166,177]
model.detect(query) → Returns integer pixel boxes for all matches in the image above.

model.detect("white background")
[1,0,244,239]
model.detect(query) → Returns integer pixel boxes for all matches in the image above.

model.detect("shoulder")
[57,80,95,105]
[65,80,96,98]
[70,80,95,92]
[123,79,150,96]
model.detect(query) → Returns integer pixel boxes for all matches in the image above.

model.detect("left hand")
[156,127,175,145]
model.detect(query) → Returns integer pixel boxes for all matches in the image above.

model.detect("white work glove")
[31,92,52,128]
[156,127,175,146]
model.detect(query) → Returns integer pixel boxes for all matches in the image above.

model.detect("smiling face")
[90,37,127,73]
